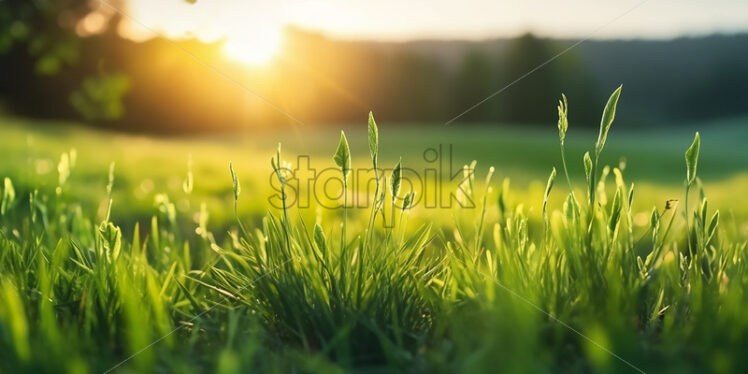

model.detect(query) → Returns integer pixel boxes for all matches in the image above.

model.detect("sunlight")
[223,29,282,66]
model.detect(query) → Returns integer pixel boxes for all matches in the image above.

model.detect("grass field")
[1,91,747,373]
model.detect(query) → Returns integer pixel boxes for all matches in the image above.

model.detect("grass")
[0,89,747,373]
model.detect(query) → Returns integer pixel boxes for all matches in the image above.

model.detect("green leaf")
[313,223,327,255]
[368,111,379,167]
[707,210,719,243]
[595,85,622,154]
[685,132,700,185]
[609,188,623,231]
[1,177,15,215]
[543,167,556,214]
[583,152,593,184]
[402,191,415,211]
[229,161,240,201]
[333,131,351,183]
[650,206,659,229]
[390,158,402,198]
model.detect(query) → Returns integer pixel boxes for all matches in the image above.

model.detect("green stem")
[281,184,291,255]
[685,182,692,257]
[560,144,576,202]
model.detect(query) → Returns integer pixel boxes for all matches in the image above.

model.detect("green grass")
[0,90,747,373]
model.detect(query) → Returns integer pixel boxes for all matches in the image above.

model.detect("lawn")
[1,95,747,374]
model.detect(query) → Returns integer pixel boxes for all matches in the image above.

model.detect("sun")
[223,28,283,66]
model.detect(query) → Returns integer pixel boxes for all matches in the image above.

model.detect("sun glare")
[223,29,282,66]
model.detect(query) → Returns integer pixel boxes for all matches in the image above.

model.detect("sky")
[113,0,748,42]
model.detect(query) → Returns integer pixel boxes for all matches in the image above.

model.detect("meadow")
[1,89,747,373]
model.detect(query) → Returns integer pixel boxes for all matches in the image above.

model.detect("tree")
[451,49,496,122]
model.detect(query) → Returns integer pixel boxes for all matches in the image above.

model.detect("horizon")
[112,0,748,42]
[80,0,748,67]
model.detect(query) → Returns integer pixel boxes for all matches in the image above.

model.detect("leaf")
[313,223,327,255]
[650,206,659,229]
[229,161,240,201]
[402,191,415,210]
[685,132,700,185]
[368,111,379,167]
[1,177,15,215]
[609,188,623,231]
[707,210,719,243]
[595,85,622,154]
[333,131,351,183]
[583,152,593,184]
[628,183,635,207]
[543,167,556,217]
[390,158,402,198]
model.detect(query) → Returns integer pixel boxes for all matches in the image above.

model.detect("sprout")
[333,131,351,184]
[368,111,379,169]
[685,132,701,186]
[595,85,623,156]
[583,152,592,185]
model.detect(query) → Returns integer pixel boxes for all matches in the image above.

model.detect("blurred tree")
[553,46,599,127]
[386,52,449,121]
[497,33,560,124]
[69,72,131,121]
[0,0,132,121]
[495,33,597,126]
[0,0,96,74]
[451,49,496,122]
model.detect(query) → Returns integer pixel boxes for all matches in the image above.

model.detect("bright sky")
[117,0,748,41]
[105,0,748,65]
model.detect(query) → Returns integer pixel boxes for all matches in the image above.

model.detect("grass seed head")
[391,157,402,198]
[229,161,240,201]
[557,94,569,144]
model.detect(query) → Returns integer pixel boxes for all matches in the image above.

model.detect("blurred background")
[2,0,748,132]
[1,0,747,231]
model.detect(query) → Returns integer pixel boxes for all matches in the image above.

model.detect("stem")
[560,143,576,202]
[281,184,291,254]
[342,180,348,257]
[589,150,599,210]
[685,182,692,257]
[653,206,678,264]
[398,208,408,245]
[364,168,380,251]
[358,168,378,307]
[585,150,600,251]
[234,197,250,240]
[339,179,348,297]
